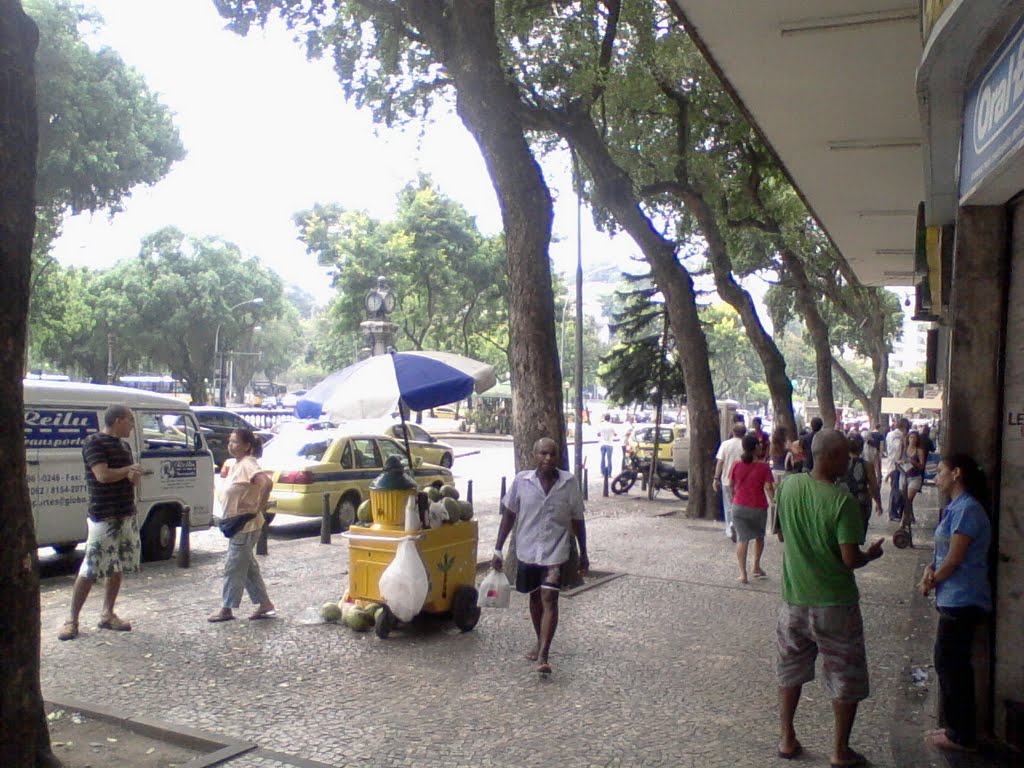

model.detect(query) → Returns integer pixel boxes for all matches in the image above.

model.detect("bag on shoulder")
[219,513,256,538]
[839,458,870,504]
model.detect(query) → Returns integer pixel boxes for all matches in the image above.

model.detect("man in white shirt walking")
[597,413,618,478]
[492,438,589,675]
[713,423,747,540]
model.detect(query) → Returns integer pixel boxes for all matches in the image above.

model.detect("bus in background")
[119,374,192,403]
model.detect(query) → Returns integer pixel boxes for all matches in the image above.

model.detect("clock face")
[382,292,396,312]
[365,292,383,312]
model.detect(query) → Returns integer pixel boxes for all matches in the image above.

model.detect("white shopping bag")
[378,539,429,622]
[477,569,511,609]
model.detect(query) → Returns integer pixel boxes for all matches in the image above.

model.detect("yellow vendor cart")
[343,456,480,638]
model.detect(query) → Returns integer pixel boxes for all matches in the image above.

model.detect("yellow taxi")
[260,429,453,532]
[381,422,455,468]
[632,425,687,462]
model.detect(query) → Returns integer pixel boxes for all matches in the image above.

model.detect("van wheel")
[331,497,357,533]
[141,508,177,561]
[439,452,453,468]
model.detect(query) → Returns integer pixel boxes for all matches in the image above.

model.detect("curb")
[45,697,336,768]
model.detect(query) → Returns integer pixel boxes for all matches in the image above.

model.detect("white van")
[24,380,215,560]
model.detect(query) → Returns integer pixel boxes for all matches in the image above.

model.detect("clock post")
[360,275,398,358]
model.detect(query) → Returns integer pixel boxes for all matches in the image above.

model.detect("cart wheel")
[610,473,635,495]
[452,585,481,632]
[893,527,913,549]
[375,605,396,639]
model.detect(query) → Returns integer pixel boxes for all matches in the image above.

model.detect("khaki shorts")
[776,603,869,701]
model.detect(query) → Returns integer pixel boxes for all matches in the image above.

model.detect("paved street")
[37,452,969,768]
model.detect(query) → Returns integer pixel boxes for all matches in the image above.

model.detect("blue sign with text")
[961,15,1024,199]
[24,409,99,449]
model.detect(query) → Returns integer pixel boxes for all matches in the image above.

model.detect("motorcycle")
[610,450,688,500]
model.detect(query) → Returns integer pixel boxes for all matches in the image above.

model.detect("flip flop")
[536,662,552,675]
[778,742,803,760]
[207,612,235,623]
[248,610,278,621]
[829,748,867,768]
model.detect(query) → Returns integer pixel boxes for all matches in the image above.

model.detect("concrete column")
[943,205,1009,739]
[996,199,1024,743]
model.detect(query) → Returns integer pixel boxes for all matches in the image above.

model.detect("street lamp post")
[214,297,263,407]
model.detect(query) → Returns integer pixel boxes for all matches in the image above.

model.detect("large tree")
[295,177,510,377]
[0,3,59,764]
[25,0,184,354]
[214,0,566,472]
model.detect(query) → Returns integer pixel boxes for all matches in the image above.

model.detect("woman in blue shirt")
[917,453,991,752]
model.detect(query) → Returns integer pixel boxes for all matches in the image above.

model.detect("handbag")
[219,513,256,538]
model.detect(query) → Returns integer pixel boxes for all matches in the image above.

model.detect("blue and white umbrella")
[296,351,497,423]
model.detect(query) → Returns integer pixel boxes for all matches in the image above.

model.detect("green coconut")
[439,484,460,500]
[319,602,342,623]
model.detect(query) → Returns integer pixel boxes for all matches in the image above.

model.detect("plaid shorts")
[776,602,869,701]
[78,516,141,581]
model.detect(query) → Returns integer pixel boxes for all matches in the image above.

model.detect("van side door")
[136,409,215,527]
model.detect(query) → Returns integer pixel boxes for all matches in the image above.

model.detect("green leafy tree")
[295,177,510,377]
[25,0,184,359]
[215,0,567,474]
[702,303,765,406]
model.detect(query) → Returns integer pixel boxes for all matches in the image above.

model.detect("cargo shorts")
[776,602,869,701]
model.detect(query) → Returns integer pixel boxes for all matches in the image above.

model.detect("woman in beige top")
[208,428,276,622]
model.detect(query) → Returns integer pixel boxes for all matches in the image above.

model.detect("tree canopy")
[295,176,510,376]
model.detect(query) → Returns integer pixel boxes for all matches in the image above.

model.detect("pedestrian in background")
[884,418,909,521]
[799,416,823,472]
[59,405,143,641]
[842,434,882,536]
[918,454,991,753]
[729,434,774,583]
[492,438,589,675]
[621,414,636,467]
[774,429,885,767]
[900,430,927,531]
[208,428,276,623]
[713,423,746,540]
[598,413,617,478]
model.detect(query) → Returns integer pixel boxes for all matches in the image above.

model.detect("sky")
[52,0,637,306]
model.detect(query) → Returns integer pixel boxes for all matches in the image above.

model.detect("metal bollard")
[466,479,473,504]
[177,506,191,568]
[603,472,609,498]
[500,476,507,500]
[320,493,332,544]
[583,468,589,500]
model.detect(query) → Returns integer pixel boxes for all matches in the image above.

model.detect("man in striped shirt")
[58,405,143,641]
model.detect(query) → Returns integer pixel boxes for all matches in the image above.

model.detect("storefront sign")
[960,14,1024,200]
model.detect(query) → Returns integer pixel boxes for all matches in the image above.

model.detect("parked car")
[426,405,459,419]
[269,419,337,436]
[191,406,274,469]
[260,429,454,532]
[382,422,455,468]
[632,425,688,462]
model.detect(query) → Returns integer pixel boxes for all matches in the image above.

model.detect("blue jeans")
[600,445,614,477]
[222,529,269,609]
[888,468,905,521]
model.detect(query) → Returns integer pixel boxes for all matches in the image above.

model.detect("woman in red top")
[729,433,775,583]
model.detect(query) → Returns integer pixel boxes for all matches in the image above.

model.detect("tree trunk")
[832,357,880,427]
[525,107,719,518]
[685,197,797,438]
[410,0,565,470]
[0,4,59,766]
[778,249,837,428]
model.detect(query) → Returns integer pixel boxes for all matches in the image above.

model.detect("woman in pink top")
[729,433,775,583]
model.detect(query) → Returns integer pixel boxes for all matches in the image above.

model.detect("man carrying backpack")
[841,434,882,535]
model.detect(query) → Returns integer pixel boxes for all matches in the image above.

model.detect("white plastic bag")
[477,569,511,609]
[378,539,429,622]
[427,501,446,529]
[404,495,421,531]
